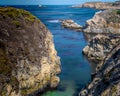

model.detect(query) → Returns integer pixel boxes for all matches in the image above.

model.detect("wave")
[48,19,60,23]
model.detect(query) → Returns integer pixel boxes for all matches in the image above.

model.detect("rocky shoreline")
[80,39,120,96]
[72,1,120,10]
[83,9,120,34]
[80,4,120,96]
[0,7,61,96]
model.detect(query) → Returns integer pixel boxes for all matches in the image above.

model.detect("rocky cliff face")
[0,7,61,96]
[81,30,120,96]
[84,9,120,33]
[80,42,120,96]
[73,2,120,9]
[83,34,120,64]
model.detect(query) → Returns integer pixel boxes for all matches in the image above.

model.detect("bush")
[12,20,21,28]
[116,9,120,14]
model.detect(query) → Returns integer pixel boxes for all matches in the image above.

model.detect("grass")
[12,20,21,28]
[0,7,36,22]
[116,9,120,14]
[106,9,120,23]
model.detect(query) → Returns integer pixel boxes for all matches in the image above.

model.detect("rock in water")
[61,19,83,31]
[0,7,61,96]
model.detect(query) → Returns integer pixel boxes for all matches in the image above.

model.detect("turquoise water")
[7,5,99,96]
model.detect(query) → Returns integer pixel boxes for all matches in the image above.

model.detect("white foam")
[48,20,60,23]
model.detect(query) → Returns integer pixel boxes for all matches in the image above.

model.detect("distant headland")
[72,1,120,9]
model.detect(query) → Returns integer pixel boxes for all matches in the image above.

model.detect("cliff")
[0,7,61,96]
[83,35,120,64]
[84,9,120,33]
[73,2,120,9]
[80,41,120,96]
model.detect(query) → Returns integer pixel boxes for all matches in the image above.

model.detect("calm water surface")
[8,5,99,96]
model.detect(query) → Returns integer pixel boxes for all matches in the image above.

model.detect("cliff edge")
[84,9,120,34]
[0,7,61,96]
[81,30,120,96]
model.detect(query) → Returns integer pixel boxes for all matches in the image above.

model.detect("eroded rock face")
[84,9,120,34]
[0,7,61,96]
[73,2,120,9]
[83,34,119,64]
[61,19,82,31]
[80,43,120,96]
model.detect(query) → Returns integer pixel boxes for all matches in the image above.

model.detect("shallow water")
[7,5,99,96]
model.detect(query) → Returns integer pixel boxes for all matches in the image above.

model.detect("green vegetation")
[111,85,117,95]
[12,20,21,28]
[116,9,120,14]
[106,9,120,23]
[0,7,36,22]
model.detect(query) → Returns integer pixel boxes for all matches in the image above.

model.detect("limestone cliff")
[84,9,120,33]
[73,2,120,9]
[0,7,61,96]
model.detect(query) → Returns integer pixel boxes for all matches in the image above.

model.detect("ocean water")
[4,5,99,96]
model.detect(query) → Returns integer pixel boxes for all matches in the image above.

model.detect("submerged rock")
[84,9,120,34]
[0,7,61,96]
[61,19,83,31]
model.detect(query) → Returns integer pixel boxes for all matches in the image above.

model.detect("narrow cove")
[14,5,99,96]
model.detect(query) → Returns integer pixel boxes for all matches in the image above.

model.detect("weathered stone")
[83,34,119,64]
[83,9,120,34]
[50,76,60,88]
[0,7,61,96]
[61,19,82,31]
[80,39,120,96]
[79,89,88,96]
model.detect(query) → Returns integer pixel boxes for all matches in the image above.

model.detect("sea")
[2,5,99,96]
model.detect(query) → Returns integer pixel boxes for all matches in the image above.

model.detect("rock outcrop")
[73,2,120,9]
[84,9,120,33]
[80,2,120,96]
[61,19,82,31]
[80,42,120,96]
[0,7,61,96]
[83,34,120,64]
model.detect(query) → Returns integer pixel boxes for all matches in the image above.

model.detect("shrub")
[116,9,120,14]
[12,20,21,28]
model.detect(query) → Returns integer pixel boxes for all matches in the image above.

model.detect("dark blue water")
[5,5,99,96]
